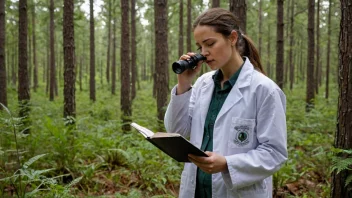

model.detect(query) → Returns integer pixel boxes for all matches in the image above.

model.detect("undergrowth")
[0,81,339,197]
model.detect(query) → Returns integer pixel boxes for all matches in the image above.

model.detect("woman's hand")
[176,52,204,95]
[188,152,228,174]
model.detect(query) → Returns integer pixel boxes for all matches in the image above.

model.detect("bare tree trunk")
[106,0,111,84]
[306,0,315,112]
[266,25,271,79]
[32,0,38,92]
[315,0,320,94]
[154,0,169,124]
[331,1,352,197]
[89,0,95,102]
[325,0,332,99]
[18,0,30,131]
[121,0,131,131]
[289,0,295,90]
[276,0,284,89]
[258,0,263,58]
[186,0,191,52]
[179,0,184,58]
[49,0,55,101]
[0,0,6,108]
[79,55,82,91]
[111,16,116,95]
[229,0,247,33]
[131,0,137,100]
[212,0,219,7]
[63,0,75,118]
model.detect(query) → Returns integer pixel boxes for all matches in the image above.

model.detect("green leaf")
[23,154,47,169]
[346,174,352,187]
[66,176,83,188]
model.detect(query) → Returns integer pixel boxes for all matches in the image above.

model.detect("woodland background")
[0,0,351,197]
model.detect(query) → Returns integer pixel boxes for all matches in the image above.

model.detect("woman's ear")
[230,30,238,46]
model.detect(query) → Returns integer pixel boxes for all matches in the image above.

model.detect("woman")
[164,8,287,198]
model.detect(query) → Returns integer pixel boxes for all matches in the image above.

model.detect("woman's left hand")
[188,152,228,174]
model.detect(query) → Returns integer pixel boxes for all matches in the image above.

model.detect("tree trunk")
[63,0,75,118]
[18,0,30,131]
[154,0,169,123]
[179,0,184,58]
[266,25,271,79]
[229,0,247,33]
[306,0,315,112]
[89,0,95,102]
[276,0,284,89]
[315,0,320,94]
[0,0,6,108]
[121,0,131,131]
[186,0,191,52]
[111,14,116,95]
[258,0,263,58]
[331,1,352,197]
[49,0,55,101]
[325,0,332,99]
[79,55,82,91]
[32,0,38,92]
[212,0,219,7]
[131,0,137,100]
[289,0,295,90]
[106,0,111,84]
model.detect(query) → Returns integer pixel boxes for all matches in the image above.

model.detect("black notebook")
[131,122,208,162]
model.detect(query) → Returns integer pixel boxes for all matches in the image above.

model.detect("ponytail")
[241,34,265,75]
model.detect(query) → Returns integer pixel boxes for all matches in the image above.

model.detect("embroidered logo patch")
[233,125,250,146]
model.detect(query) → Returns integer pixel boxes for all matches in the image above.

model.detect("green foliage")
[331,148,352,188]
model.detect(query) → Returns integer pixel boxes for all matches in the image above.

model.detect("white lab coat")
[164,58,287,198]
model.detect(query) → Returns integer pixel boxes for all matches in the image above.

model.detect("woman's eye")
[197,47,202,52]
[207,42,214,47]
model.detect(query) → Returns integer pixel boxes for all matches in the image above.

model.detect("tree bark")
[229,0,247,33]
[131,0,137,100]
[89,0,96,102]
[325,0,332,99]
[0,0,7,108]
[63,0,76,118]
[258,0,263,58]
[32,0,38,92]
[186,0,191,52]
[111,16,116,95]
[154,0,169,123]
[289,0,295,90]
[331,1,352,197]
[179,0,184,58]
[121,0,131,131]
[306,0,315,112]
[276,0,284,89]
[212,0,219,7]
[106,0,111,84]
[315,0,321,94]
[18,0,30,131]
[49,0,55,101]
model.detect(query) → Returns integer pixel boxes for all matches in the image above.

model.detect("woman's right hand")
[176,52,204,95]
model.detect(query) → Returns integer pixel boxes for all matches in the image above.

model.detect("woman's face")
[193,25,235,71]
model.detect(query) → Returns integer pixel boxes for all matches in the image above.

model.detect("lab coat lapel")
[216,58,253,121]
[200,77,214,129]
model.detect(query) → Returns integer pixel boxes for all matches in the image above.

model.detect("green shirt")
[195,66,242,198]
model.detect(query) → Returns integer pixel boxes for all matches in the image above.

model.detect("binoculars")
[172,54,206,74]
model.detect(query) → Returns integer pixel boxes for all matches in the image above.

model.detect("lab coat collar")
[200,57,254,125]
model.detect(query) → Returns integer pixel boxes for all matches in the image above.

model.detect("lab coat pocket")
[229,117,256,149]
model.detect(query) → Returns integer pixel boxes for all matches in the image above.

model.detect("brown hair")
[193,8,265,74]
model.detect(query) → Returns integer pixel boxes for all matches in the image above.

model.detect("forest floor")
[1,81,336,197]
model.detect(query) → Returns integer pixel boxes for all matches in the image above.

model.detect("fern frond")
[332,157,352,174]
[346,174,352,187]
[66,176,83,188]
[23,154,47,169]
